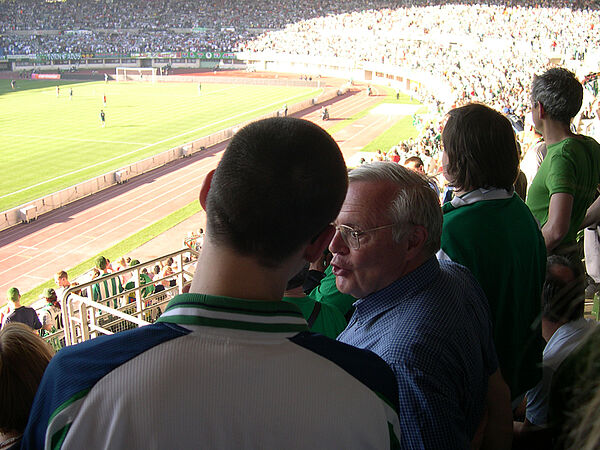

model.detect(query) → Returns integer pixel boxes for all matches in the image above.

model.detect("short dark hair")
[206,117,348,267]
[95,256,107,271]
[55,270,67,280]
[6,287,19,303]
[542,255,584,322]
[442,103,519,192]
[531,68,583,125]
[404,156,424,168]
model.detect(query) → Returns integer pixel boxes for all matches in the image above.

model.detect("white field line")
[45,84,239,97]
[2,134,151,145]
[345,116,391,142]
[0,89,319,201]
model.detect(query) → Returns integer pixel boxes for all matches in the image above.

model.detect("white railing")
[45,248,198,349]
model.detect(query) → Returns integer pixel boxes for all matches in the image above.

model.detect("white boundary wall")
[238,51,454,105]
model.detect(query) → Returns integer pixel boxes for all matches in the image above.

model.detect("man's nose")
[329,228,348,254]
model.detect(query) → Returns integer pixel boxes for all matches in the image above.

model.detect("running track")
[0,84,398,297]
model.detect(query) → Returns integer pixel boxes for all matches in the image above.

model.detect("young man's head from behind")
[95,256,108,271]
[531,68,583,125]
[205,117,348,267]
[6,287,20,304]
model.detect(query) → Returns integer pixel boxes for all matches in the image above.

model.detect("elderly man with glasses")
[332,162,511,450]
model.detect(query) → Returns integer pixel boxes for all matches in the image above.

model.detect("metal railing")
[45,248,197,349]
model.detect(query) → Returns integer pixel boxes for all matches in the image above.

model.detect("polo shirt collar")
[450,187,514,209]
[353,257,441,324]
[157,293,309,334]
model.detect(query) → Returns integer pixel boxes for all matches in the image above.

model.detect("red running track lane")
[0,86,392,296]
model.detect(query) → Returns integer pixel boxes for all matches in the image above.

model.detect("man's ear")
[199,169,215,210]
[405,225,428,261]
[303,225,335,262]
[538,102,546,119]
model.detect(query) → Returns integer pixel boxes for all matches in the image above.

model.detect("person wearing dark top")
[1,288,42,331]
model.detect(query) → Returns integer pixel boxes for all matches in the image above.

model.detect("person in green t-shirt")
[283,264,347,339]
[526,68,600,271]
[439,103,546,406]
[123,259,155,303]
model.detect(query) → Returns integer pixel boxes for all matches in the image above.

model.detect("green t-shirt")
[527,136,600,245]
[124,273,155,301]
[282,295,348,339]
[307,265,356,317]
[441,194,547,399]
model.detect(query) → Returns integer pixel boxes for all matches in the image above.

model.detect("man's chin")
[334,277,356,297]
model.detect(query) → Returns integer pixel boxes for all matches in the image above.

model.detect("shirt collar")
[450,187,514,209]
[353,257,441,324]
[548,317,596,348]
[157,293,308,334]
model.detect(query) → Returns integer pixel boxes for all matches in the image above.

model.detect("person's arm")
[307,266,356,317]
[41,312,53,332]
[581,192,600,229]
[32,310,43,331]
[542,193,574,252]
[478,369,512,450]
[303,252,329,294]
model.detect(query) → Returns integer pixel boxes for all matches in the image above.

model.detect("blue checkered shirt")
[338,257,498,449]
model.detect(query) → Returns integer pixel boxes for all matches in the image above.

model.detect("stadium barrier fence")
[46,248,197,349]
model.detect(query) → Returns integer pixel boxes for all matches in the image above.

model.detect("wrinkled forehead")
[337,181,396,227]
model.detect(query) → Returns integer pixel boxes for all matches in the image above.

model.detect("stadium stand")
[2,0,599,345]
[1,2,600,448]
[40,249,197,350]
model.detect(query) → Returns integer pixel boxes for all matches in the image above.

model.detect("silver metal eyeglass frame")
[334,223,397,250]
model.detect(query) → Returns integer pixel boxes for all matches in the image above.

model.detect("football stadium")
[1,0,600,448]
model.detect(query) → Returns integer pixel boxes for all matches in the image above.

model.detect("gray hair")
[348,162,442,256]
[531,68,583,125]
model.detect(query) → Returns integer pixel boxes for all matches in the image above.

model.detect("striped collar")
[450,187,514,209]
[157,293,308,334]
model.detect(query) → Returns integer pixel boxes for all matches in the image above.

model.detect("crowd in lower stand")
[0,251,197,340]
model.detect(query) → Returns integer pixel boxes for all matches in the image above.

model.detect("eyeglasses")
[334,223,397,250]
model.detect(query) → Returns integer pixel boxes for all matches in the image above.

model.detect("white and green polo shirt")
[23,293,400,449]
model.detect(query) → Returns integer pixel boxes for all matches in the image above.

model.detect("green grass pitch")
[0,79,321,211]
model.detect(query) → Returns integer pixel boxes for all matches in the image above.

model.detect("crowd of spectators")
[0,0,405,55]
[2,1,600,447]
[246,3,598,114]
[0,251,196,343]
[0,0,410,32]
[1,0,599,61]
[1,30,247,55]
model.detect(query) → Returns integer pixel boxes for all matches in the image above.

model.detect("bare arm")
[477,369,512,450]
[512,418,553,449]
[542,193,574,252]
[581,192,600,229]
